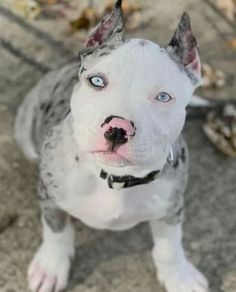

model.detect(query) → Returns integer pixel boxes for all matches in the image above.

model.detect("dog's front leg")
[28,199,75,292]
[149,218,209,292]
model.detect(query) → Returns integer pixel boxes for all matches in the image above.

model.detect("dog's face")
[71,1,201,174]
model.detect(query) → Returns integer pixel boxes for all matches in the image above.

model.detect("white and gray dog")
[15,1,209,291]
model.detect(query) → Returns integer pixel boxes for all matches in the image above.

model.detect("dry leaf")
[105,0,142,31]
[203,104,236,157]
[202,63,226,89]
[126,11,142,31]
[15,0,41,19]
[105,0,141,14]
[36,0,62,4]
[70,7,99,31]
[226,38,236,49]
[216,0,236,21]
[69,1,143,33]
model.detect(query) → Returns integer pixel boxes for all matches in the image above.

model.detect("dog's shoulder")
[15,61,80,158]
[36,62,80,148]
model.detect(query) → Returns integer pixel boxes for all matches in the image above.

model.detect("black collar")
[99,147,174,190]
[100,169,160,190]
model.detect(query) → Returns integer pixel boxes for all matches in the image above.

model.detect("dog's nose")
[102,116,135,148]
[104,127,127,145]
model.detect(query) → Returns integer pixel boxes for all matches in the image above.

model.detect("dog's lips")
[91,150,131,164]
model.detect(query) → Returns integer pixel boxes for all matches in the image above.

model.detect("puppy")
[15,1,209,291]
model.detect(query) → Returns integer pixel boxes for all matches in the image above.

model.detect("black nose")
[104,127,128,149]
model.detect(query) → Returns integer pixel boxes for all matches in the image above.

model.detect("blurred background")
[0,0,235,291]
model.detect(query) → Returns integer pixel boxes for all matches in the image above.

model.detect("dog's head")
[71,0,201,175]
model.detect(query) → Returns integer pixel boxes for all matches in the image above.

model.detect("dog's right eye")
[88,76,106,88]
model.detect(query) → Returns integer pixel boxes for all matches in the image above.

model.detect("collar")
[99,147,174,190]
[100,168,160,190]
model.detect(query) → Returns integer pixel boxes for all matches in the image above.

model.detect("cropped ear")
[166,12,202,86]
[84,0,124,48]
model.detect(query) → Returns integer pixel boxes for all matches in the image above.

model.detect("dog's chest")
[55,165,174,230]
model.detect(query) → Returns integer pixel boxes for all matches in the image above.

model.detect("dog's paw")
[27,243,74,292]
[157,259,209,292]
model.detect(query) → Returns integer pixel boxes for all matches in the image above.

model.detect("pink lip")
[92,150,130,163]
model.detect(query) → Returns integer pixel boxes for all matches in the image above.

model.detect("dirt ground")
[0,0,236,291]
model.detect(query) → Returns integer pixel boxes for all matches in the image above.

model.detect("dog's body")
[15,2,209,292]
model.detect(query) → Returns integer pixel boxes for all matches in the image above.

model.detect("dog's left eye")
[89,76,106,88]
[155,92,172,103]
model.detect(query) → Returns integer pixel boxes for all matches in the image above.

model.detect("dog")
[15,1,209,291]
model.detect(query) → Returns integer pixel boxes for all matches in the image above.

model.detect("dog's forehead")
[89,39,180,76]
[85,38,193,96]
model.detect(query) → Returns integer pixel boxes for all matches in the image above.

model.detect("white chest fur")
[55,164,174,230]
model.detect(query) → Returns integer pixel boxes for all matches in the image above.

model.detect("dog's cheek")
[168,109,186,141]
[155,108,185,143]
[72,104,101,152]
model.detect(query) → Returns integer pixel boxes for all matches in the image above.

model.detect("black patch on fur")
[57,99,66,106]
[98,51,110,57]
[114,27,123,34]
[38,178,49,199]
[64,108,71,118]
[80,66,87,74]
[40,102,46,111]
[180,147,186,163]
[43,206,67,233]
[99,43,109,50]
[52,82,60,93]
[44,102,52,114]
[101,115,124,127]
[173,158,179,169]
[75,156,79,162]
[176,207,183,217]
[173,147,187,168]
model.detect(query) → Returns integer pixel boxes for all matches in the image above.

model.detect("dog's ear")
[166,12,201,86]
[84,0,124,48]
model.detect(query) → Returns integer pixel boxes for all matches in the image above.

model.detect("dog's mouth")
[91,150,132,166]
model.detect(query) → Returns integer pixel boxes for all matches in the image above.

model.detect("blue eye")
[89,76,106,88]
[155,92,172,103]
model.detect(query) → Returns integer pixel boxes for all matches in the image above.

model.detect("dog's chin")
[92,151,132,167]
[87,151,166,178]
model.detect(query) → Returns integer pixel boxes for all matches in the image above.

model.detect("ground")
[0,0,236,291]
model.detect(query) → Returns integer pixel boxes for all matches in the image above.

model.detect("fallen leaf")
[226,38,236,49]
[15,0,41,19]
[69,1,143,33]
[105,0,142,30]
[70,7,99,31]
[202,63,226,89]
[203,104,236,157]
[216,0,236,21]
[105,0,141,14]
[36,0,61,4]
[126,11,142,31]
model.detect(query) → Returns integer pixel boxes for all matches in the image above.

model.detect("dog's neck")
[98,147,174,190]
